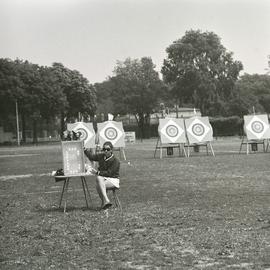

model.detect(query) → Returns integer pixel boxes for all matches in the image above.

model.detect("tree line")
[1,29,270,141]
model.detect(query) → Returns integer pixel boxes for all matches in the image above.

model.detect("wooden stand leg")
[239,136,244,154]
[182,144,187,157]
[81,177,89,208]
[82,176,92,205]
[59,178,69,209]
[209,143,215,156]
[121,148,126,160]
[206,144,209,155]
[154,137,160,158]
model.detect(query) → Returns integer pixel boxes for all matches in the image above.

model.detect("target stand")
[184,116,215,157]
[154,136,187,159]
[185,142,215,157]
[239,114,270,155]
[155,118,187,159]
[239,136,268,155]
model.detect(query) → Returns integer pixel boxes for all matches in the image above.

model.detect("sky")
[0,0,269,83]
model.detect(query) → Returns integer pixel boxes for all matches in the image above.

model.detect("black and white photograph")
[1,0,270,269]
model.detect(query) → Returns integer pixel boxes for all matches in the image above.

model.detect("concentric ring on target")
[251,121,264,133]
[75,128,88,140]
[192,123,205,136]
[165,125,179,138]
[104,127,118,140]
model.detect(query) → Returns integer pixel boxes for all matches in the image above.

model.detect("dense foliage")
[161,30,243,116]
[95,57,166,138]
[0,59,96,142]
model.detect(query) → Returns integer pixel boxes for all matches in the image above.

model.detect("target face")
[159,119,186,143]
[97,121,125,147]
[186,117,213,143]
[244,115,270,140]
[192,123,205,136]
[251,121,264,133]
[75,127,89,141]
[166,125,179,138]
[67,122,96,148]
[104,127,118,140]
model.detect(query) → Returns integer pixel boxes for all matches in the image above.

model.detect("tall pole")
[15,100,20,146]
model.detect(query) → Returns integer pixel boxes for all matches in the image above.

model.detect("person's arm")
[84,148,99,162]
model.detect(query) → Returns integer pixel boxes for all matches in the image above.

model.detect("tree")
[161,30,243,116]
[106,57,165,138]
[229,74,270,116]
[51,63,97,132]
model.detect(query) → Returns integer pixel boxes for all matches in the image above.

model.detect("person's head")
[102,141,113,156]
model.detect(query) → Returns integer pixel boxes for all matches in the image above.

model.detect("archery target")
[251,121,264,134]
[67,122,96,148]
[244,115,270,140]
[158,118,186,143]
[185,117,213,144]
[192,123,205,137]
[75,127,89,141]
[166,125,179,138]
[104,127,118,140]
[97,121,125,147]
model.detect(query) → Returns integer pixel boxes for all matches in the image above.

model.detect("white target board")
[158,118,186,144]
[244,114,270,140]
[67,122,96,148]
[97,121,125,148]
[185,116,213,144]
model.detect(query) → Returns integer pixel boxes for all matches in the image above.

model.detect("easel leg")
[81,177,89,208]
[154,137,160,158]
[59,179,67,208]
[209,143,215,156]
[59,178,69,209]
[121,148,126,160]
[206,144,209,155]
[82,176,92,205]
[239,136,244,154]
[182,144,187,157]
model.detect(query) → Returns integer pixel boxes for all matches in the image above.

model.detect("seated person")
[84,141,120,210]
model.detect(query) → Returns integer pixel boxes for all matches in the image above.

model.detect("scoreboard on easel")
[62,141,85,176]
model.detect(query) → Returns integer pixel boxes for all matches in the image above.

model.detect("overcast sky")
[0,0,269,83]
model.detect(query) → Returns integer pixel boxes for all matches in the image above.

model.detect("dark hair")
[103,141,113,150]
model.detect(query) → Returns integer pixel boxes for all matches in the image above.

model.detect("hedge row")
[123,116,244,139]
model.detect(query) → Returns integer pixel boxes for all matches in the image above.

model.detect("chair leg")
[113,190,123,214]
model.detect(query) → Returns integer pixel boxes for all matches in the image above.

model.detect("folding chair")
[106,186,122,213]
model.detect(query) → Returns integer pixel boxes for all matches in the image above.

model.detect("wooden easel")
[154,136,187,159]
[56,173,92,212]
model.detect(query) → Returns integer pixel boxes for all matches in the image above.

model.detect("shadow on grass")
[34,205,100,213]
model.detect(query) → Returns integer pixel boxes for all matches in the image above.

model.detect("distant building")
[117,108,201,125]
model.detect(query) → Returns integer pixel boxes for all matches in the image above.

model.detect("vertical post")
[15,100,20,146]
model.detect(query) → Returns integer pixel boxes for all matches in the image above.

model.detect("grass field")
[1,138,270,269]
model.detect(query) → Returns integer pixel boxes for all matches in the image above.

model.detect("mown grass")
[1,138,270,269]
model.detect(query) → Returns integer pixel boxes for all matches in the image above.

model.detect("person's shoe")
[102,202,112,210]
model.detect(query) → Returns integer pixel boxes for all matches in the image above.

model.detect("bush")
[210,116,243,137]
[123,116,244,139]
